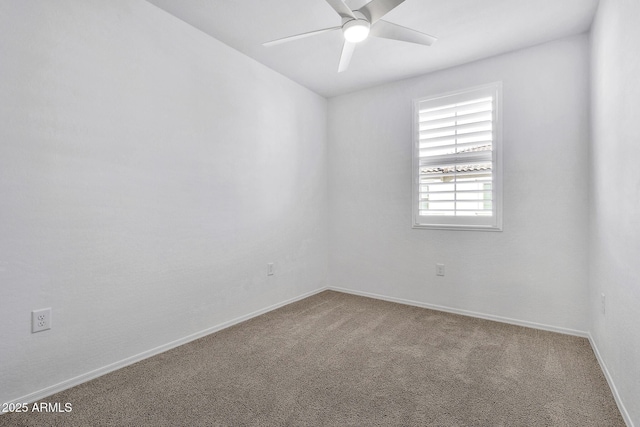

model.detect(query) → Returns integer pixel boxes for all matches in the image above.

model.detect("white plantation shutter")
[413,83,502,230]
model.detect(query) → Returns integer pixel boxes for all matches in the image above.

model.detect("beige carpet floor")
[1,290,625,426]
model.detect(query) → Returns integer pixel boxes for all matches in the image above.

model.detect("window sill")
[412,223,503,232]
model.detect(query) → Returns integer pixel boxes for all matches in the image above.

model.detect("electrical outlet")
[601,293,606,315]
[267,263,274,276]
[436,263,445,276]
[32,308,51,333]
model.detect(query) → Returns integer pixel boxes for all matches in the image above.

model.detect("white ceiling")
[146,0,599,98]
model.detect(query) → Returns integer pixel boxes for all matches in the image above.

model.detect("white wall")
[0,0,327,405]
[590,0,640,424]
[328,35,590,333]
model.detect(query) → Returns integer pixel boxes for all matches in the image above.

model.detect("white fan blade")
[338,41,356,72]
[371,20,437,46]
[358,0,405,24]
[325,0,356,19]
[263,26,341,47]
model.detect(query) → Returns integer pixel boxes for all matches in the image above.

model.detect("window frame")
[412,82,503,231]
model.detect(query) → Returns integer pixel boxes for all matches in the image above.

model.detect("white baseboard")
[588,334,634,427]
[3,287,329,409]
[7,286,632,427]
[328,286,589,337]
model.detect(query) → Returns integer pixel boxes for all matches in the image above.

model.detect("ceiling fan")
[263,0,437,72]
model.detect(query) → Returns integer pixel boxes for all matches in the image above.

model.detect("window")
[412,82,502,231]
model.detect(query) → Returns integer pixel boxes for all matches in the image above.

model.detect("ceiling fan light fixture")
[262,0,436,73]
[343,19,370,43]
